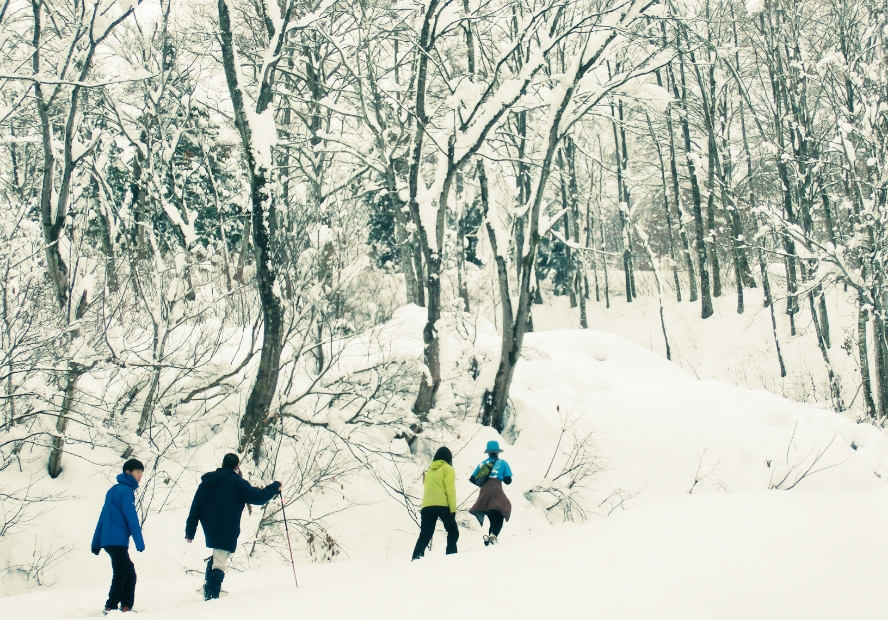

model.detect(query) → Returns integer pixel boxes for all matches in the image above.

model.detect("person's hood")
[428,460,450,471]
[116,472,139,489]
[201,468,237,487]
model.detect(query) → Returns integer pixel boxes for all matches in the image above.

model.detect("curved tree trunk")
[218,0,292,461]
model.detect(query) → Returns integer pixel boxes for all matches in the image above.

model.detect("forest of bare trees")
[0,0,887,489]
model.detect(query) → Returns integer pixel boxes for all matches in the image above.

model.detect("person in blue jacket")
[469,441,513,546]
[92,459,146,614]
[185,453,281,600]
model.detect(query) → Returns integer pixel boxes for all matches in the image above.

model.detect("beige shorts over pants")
[212,549,231,573]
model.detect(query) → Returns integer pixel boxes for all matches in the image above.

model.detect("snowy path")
[3,489,887,619]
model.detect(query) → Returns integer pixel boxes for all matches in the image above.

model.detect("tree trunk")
[234,217,251,283]
[91,175,118,292]
[32,1,67,311]
[135,311,167,437]
[809,292,843,411]
[47,364,82,478]
[647,108,682,302]
[817,287,831,348]
[610,101,633,304]
[703,84,722,300]
[665,100,697,303]
[239,170,285,459]
[218,0,291,461]
[557,147,578,309]
[457,225,471,314]
[413,255,442,420]
[873,310,888,418]
[478,161,518,430]
[858,298,877,419]
[598,191,610,309]
[386,157,422,305]
[759,247,787,377]
[675,56,713,318]
[394,199,421,306]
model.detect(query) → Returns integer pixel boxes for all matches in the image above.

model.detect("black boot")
[205,568,225,601]
[202,557,214,600]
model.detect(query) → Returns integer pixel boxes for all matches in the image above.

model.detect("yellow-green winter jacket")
[422,460,457,513]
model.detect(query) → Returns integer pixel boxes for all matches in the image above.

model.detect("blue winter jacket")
[472,457,513,482]
[91,473,145,552]
[185,468,280,553]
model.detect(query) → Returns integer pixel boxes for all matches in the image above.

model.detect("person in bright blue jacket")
[185,453,281,600]
[469,441,513,546]
[91,459,145,614]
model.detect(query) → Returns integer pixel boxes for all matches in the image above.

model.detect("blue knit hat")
[485,440,503,454]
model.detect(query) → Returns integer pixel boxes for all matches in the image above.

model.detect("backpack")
[470,461,495,487]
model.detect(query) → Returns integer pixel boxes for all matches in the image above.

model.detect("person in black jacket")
[185,453,281,600]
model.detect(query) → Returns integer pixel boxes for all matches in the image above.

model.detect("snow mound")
[510,329,888,509]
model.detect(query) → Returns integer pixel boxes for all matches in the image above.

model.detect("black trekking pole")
[279,490,299,588]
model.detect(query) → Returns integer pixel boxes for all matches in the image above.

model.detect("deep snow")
[3,307,888,618]
[3,491,888,619]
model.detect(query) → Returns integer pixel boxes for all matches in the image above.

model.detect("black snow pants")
[104,546,137,610]
[412,506,459,560]
[487,510,504,537]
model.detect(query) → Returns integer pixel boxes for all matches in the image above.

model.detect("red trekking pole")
[279,491,299,588]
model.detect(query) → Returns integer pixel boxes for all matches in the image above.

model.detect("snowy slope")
[3,313,888,618]
[529,278,865,411]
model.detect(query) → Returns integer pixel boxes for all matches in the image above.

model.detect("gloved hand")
[92,548,100,556]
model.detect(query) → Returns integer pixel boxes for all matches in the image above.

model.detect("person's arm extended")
[238,477,282,505]
[445,466,457,513]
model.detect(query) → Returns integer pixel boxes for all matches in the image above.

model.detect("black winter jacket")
[185,468,280,553]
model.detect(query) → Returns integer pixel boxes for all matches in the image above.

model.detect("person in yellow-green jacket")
[412,447,459,560]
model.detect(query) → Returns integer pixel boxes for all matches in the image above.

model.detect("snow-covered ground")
[3,305,888,618]
[4,490,888,620]
[529,275,862,410]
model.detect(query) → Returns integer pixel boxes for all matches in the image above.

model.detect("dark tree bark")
[662,64,697,303]
[646,109,682,302]
[673,51,713,318]
[858,297,877,419]
[610,98,634,303]
[218,0,293,461]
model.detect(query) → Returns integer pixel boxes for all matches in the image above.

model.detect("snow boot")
[102,607,115,615]
[483,534,497,546]
[202,556,214,600]
[205,568,225,601]
[120,607,134,613]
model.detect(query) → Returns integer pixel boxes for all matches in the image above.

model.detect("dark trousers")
[412,506,459,560]
[104,546,137,610]
[487,510,504,537]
